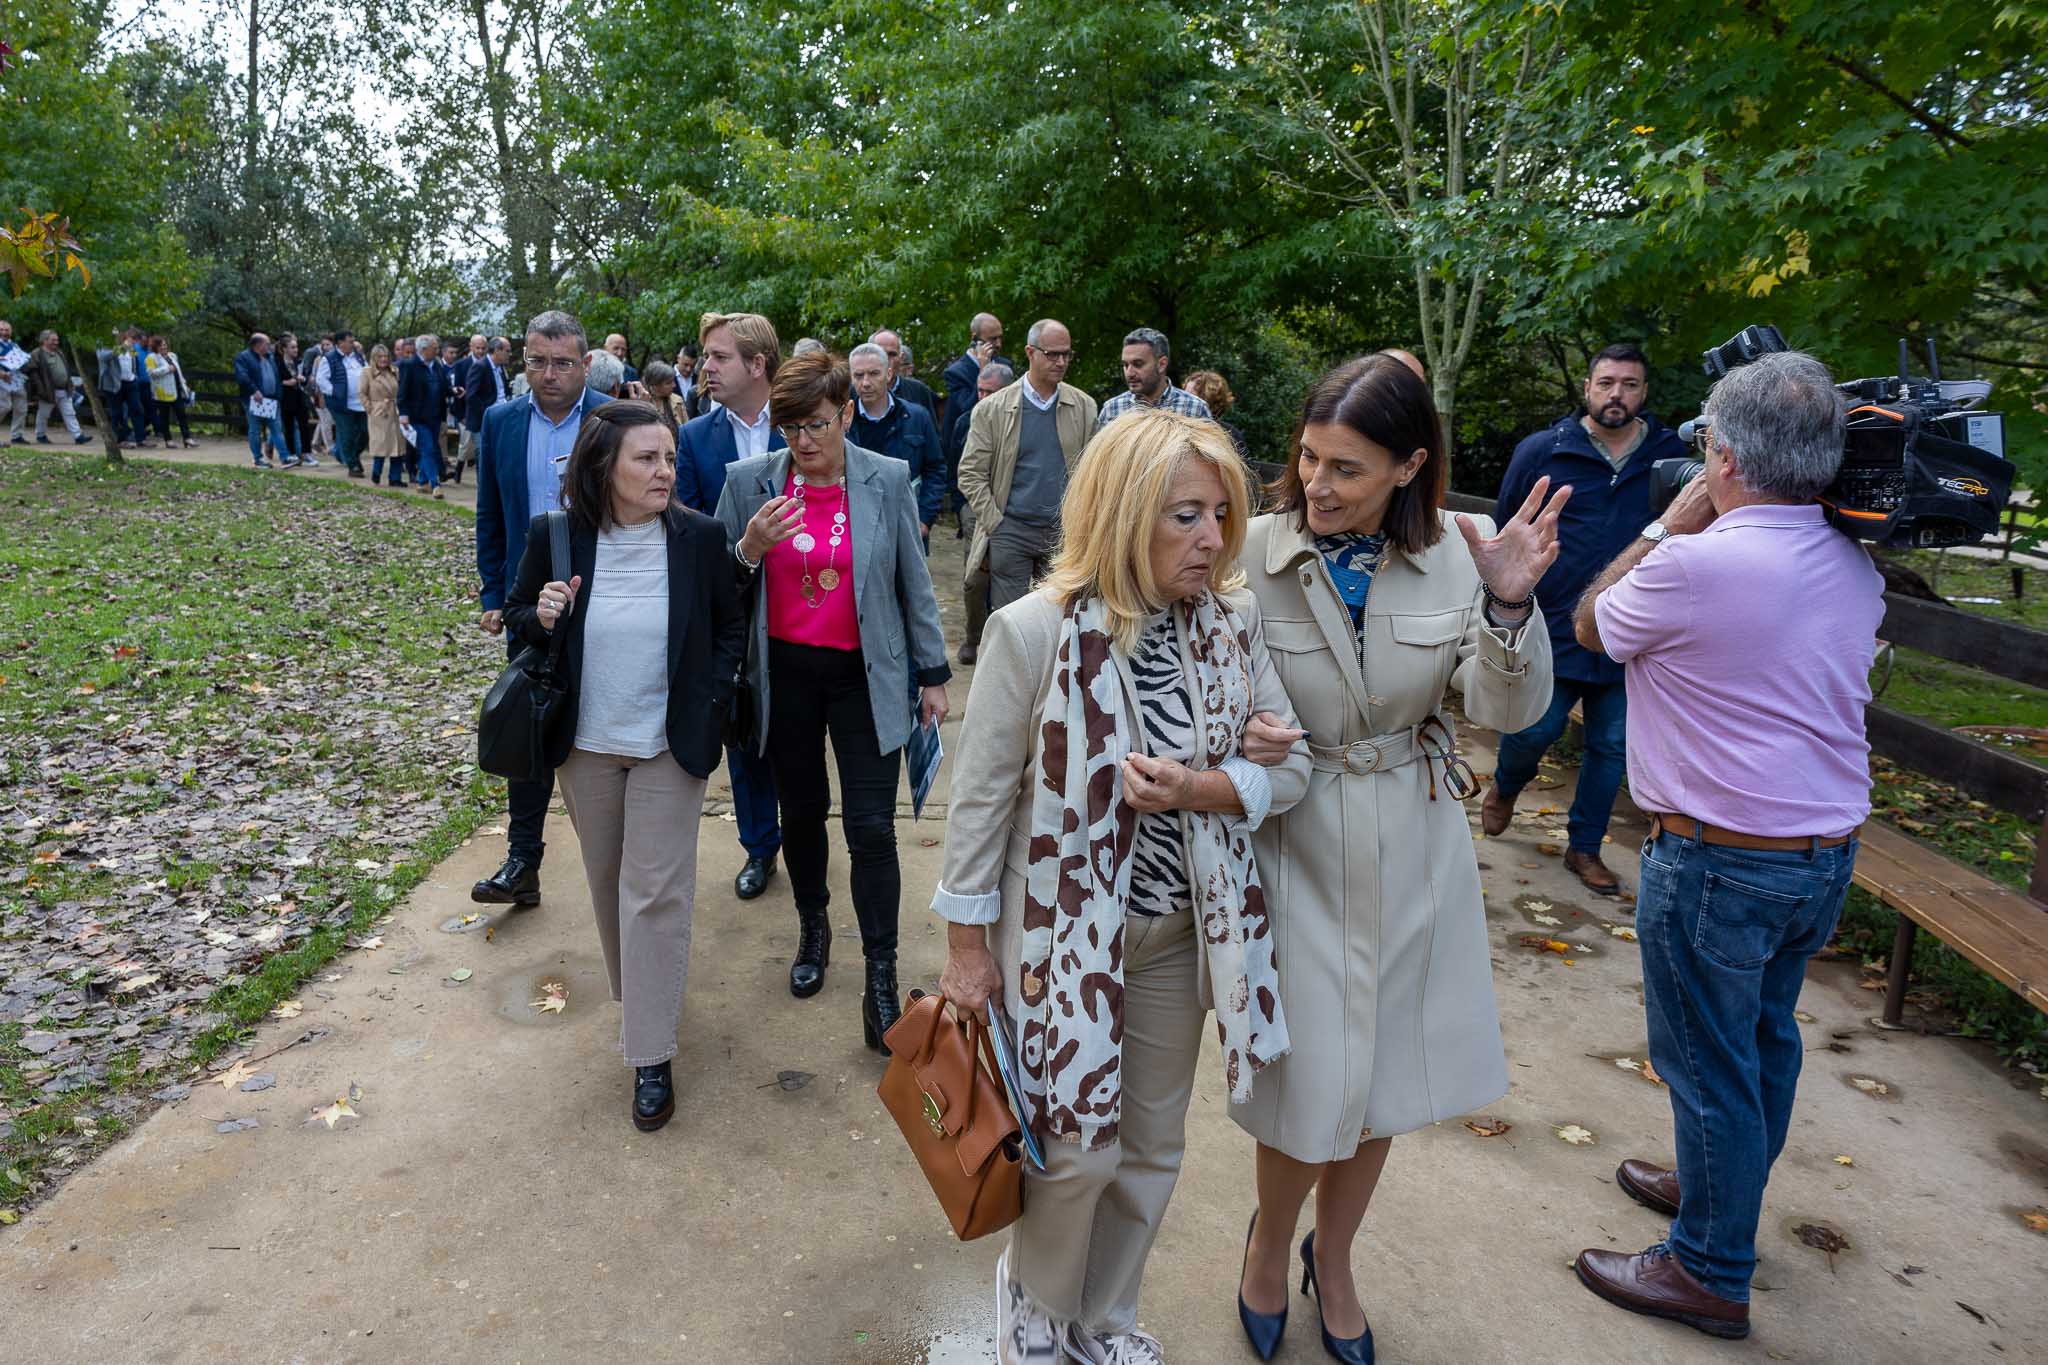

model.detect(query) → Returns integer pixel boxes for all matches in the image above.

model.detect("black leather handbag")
[478,511,572,782]
[721,548,762,754]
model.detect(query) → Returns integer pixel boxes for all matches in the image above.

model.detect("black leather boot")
[632,1061,674,1132]
[789,904,831,998]
[862,958,902,1055]
[471,854,540,906]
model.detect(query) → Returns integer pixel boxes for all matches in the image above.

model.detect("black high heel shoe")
[1299,1230,1375,1364]
[1238,1210,1288,1360]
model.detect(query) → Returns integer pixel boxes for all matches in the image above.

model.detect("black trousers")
[505,635,554,863]
[765,639,902,961]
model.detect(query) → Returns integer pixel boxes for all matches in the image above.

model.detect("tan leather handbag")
[878,991,1024,1241]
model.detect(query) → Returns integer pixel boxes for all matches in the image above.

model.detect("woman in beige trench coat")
[1231,355,1567,1363]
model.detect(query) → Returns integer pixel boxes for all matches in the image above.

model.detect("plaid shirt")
[1096,382,1212,430]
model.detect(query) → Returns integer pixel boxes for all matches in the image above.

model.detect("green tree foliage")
[0,0,199,455]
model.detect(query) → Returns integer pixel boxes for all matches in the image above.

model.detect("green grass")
[0,452,503,1215]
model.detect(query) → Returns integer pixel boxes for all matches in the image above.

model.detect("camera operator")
[1566,351,1883,1341]
[1482,344,1685,896]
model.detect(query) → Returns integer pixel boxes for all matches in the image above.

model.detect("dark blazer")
[475,388,614,611]
[397,356,450,427]
[674,404,787,515]
[232,348,278,401]
[849,397,945,527]
[500,509,745,779]
[941,351,1009,463]
[463,360,506,431]
[1494,411,1683,685]
[893,375,937,418]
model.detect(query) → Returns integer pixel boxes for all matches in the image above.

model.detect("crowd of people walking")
[447,301,1879,1363]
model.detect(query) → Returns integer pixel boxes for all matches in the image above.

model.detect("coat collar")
[743,443,889,608]
[1261,509,1434,576]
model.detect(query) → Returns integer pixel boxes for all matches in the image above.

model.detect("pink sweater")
[765,472,861,650]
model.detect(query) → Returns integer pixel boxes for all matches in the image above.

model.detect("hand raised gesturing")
[1454,475,1572,605]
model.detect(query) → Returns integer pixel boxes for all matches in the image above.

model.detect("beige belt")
[1307,726,1426,776]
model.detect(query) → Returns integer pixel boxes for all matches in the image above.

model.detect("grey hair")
[584,348,625,395]
[39,329,57,344]
[1702,350,1845,502]
[1025,318,1066,348]
[848,342,891,370]
[525,309,586,353]
[642,359,676,387]
[898,342,913,365]
[415,333,439,352]
[983,361,1016,385]
[1123,326,1170,360]
[792,337,828,356]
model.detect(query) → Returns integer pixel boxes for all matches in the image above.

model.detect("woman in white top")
[500,401,746,1132]
[144,336,197,448]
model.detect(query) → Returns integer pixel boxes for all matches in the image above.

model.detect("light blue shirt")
[526,392,588,522]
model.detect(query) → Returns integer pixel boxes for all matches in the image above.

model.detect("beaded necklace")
[790,470,848,607]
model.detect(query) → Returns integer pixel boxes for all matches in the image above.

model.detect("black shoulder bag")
[478,511,573,782]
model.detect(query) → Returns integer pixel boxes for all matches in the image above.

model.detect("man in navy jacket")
[472,310,611,907]
[397,333,452,494]
[675,310,787,902]
[848,342,945,540]
[940,312,1008,523]
[1484,343,1684,895]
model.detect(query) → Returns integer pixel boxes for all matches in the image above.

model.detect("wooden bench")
[1852,822,2048,1026]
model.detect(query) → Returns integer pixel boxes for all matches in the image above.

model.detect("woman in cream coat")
[1232,355,1567,1363]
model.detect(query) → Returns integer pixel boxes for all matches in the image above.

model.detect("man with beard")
[1481,343,1683,896]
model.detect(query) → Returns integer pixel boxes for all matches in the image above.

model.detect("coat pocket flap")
[1388,609,1465,646]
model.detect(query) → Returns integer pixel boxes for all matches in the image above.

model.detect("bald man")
[604,333,640,386]
[867,329,937,418]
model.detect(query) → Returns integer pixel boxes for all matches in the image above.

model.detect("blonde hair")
[1040,409,1250,652]
[698,311,781,380]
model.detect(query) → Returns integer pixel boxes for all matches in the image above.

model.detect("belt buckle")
[1344,740,1382,775]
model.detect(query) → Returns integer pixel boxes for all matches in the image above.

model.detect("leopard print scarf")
[1018,591,1290,1151]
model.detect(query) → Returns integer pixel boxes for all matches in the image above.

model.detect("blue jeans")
[1636,827,1856,1302]
[411,420,442,487]
[727,741,782,862]
[1493,675,1627,855]
[245,400,286,464]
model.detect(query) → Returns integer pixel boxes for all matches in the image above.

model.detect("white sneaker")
[996,1246,1068,1365]
[1070,1328,1165,1365]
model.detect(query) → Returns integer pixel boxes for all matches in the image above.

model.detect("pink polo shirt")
[764,473,860,650]
[1594,503,1884,838]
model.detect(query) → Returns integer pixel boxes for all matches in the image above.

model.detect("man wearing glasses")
[958,318,1098,613]
[471,310,613,909]
[1480,343,1685,897]
[676,311,788,903]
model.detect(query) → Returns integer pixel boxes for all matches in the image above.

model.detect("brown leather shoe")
[1574,1246,1749,1339]
[1616,1159,1680,1218]
[1480,785,1515,836]
[1565,849,1622,896]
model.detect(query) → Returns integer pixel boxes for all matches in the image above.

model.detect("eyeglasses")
[524,356,583,375]
[776,417,838,442]
[1417,717,1479,802]
[1690,424,1716,457]
[1029,347,1073,362]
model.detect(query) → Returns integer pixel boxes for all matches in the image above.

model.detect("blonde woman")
[361,344,404,486]
[934,408,1310,1365]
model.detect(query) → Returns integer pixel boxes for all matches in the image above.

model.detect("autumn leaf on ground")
[532,980,568,1014]
[115,973,159,994]
[1553,1124,1597,1145]
[1519,936,1571,955]
[1615,1057,1644,1073]
[1795,1010,1818,1023]
[350,935,384,951]
[351,858,382,872]
[310,1097,359,1129]
[1640,1058,1663,1086]
[271,1000,303,1020]
[1851,1076,1890,1096]
[2019,1207,2048,1233]
[1465,1118,1512,1137]
[1533,912,1561,926]
[1834,1154,1855,1167]
[215,1058,258,1091]
[1536,843,1563,856]
[1608,925,1637,941]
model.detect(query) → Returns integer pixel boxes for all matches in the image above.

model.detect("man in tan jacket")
[958,318,1099,612]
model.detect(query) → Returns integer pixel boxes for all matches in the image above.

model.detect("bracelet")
[734,541,760,571]
[1482,582,1534,614]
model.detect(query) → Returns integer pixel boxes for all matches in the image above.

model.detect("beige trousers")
[998,907,1204,1336]
[556,747,706,1065]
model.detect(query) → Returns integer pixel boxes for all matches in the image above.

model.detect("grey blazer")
[713,441,953,756]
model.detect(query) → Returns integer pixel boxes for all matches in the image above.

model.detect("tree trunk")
[245,0,260,190]
[71,344,122,464]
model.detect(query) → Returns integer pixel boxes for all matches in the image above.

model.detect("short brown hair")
[560,399,677,534]
[1183,370,1235,417]
[1269,355,1445,556]
[768,351,851,427]
[698,311,781,381]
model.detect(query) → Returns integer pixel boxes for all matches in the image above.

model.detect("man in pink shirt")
[1567,351,1884,1341]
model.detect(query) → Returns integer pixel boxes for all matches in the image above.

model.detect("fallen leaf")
[2019,1207,2048,1234]
[448,968,473,983]
[310,1098,358,1129]
[1464,1117,1512,1137]
[352,935,384,951]
[114,973,159,994]
[215,1058,258,1091]
[1614,1057,1643,1073]
[271,1000,303,1020]
[0,1210,17,1225]
[1526,900,1553,913]
[1607,925,1637,941]
[1536,843,1563,856]
[1794,1010,1817,1023]
[351,858,382,872]
[532,993,567,1015]
[1518,936,1571,955]
[1640,1058,1664,1086]
[1851,1076,1890,1097]
[1553,1123,1596,1146]
[1532,912,1561,927]
[460,913,479,925]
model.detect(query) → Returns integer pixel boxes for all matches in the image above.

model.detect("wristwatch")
[1640,521,1671,544]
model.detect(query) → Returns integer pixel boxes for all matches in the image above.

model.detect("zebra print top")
[1126,609,1195,918]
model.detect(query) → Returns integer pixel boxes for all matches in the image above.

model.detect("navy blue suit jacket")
[397,356,450,427]
[463,360,506,432]
[849,398,945,526]
[475,387,614,611]
[675,405,787,516]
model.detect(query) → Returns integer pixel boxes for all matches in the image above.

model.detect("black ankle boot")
[789,904,831,998]
[862,958,901,1055]
[632,1061,674,1132]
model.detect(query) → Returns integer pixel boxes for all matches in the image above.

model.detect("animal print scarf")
[1017,591,1290,1151]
